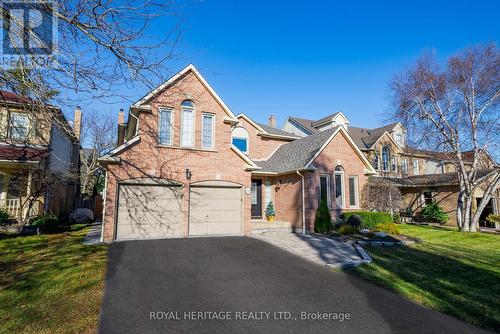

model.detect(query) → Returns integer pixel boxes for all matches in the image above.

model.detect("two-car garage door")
[115,181,242,240]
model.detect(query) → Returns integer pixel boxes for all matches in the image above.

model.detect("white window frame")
[264,180,272,207]
[9,112,29,141]
[201,113,215,149]
[413,159,420,175]
[334,168,345,209]
[402,158,408,174]
[392,156,398,172]
[158,107,174,145]
[181,102,195,147]
[319,174,331,208]
[348,175,359,208]
[382,147,390,171]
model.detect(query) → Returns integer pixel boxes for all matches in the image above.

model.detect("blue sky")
[86,0,499,129]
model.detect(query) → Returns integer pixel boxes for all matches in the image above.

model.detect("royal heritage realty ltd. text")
[149,311,352,322]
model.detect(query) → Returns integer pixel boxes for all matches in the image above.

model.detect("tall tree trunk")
[464,195,473,232]
[456,191,465,231]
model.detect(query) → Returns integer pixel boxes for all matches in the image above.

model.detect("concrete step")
[251,220,292,235]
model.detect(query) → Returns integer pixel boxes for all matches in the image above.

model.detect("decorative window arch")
[181,100,195,147]
[231,127,249,153]
[334,165,345,208]
[382,146,390,171]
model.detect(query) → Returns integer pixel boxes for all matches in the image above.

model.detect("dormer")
[312,112,350,131]
[389,123,406,147]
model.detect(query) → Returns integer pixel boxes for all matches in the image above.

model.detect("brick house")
[0,91,81,220]
[282,114,500,229]
[99,64,376,242]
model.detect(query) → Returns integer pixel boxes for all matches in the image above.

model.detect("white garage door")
[189,184,242,236]
[116,184,182,240]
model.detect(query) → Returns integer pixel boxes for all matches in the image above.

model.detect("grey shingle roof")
[347,123,399,149]
[254,126,340,173]
[287,117,318,134]
[311,112,342,127]
[257,123,300,138]
[388,169,495,187]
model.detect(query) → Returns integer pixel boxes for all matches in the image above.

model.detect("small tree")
[314,199,332,233]
[265,201,276,219]
[421,202,449,224]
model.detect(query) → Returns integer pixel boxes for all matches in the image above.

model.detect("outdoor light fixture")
[185,168,192,181]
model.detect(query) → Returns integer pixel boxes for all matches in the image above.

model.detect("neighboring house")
[282,113,499,229]
[99,64,376,242]
[0,91,81,220]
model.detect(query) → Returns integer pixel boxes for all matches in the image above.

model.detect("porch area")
[251,219,293,235]
[0,165,43,220]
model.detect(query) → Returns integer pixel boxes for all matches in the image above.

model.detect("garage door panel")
[116,184,182,240]
[189,185,242,236]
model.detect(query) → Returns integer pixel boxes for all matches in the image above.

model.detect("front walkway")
[252,233,368,268]
[83,221,102,245]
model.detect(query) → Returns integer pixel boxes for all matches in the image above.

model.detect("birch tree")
[391,44,500,232]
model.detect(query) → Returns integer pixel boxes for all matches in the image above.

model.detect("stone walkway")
[83,221,102,245]
[252,233,370,268]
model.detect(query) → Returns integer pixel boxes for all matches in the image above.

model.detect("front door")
[251,179,262,219]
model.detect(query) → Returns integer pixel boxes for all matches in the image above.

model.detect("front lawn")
[347,224,500,331]
[0,228,107,334]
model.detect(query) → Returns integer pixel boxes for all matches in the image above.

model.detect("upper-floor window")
[180,100,195,147]
[413,159,420,175]
[382,147,390,171]
[231,127,249,153]
[334,165,344,208]
[401,158,408,174]
[391,156,398,172]
[373,154,379,170]
[159,107,173,145]
[201,113,215,149]
[9,112,29,141]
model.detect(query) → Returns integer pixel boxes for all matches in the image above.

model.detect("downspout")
[296,170,306,235]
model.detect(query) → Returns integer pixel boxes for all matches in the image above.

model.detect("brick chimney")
[117,109,126,146]
[73,106,82,141]
[118,108,125,125]
[268,114,276,128]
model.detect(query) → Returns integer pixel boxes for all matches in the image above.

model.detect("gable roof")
[311,112,343,127]
[253,126,376,174]
[287,117,318,135]
[132,64,239,122]
[256,123,300,138]
[347,123,400,149]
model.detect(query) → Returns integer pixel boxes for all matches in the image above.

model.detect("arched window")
[382,147,390,171]
[231,127,249,153]
[334,165,344,208]
[180,100,195,147]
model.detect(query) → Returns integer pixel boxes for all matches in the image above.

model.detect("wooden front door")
[251,179,262,219]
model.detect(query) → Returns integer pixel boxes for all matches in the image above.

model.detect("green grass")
[0,228,107,334]
[347,224,500,331]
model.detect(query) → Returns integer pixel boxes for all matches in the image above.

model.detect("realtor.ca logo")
[0,0,58,68]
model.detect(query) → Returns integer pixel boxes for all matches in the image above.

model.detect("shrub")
[421,202,448,223]
[30,214,60,231]
[265,201,276,218]
[393,213,401,224]
[373,223,400,235]
[347,214,362,228]
[0,208,10,225]
[314,198,332,233]
[337,225,359,235]
[341,211,392,229]
[486,214,500,225]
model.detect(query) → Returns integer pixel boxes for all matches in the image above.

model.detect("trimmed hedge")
[341,211,393,229]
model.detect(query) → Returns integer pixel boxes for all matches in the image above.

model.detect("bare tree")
[361,177,403,215]
[80,110,116,196]
[391,44,500,232]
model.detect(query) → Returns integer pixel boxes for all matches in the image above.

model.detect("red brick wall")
[102,71,252,242]
[272,130,370,232]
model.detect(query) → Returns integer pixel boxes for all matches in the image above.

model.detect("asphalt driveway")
[99,236,487,334]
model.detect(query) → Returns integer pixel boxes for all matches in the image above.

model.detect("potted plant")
[265,201,276,222]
